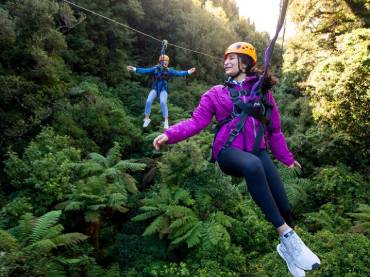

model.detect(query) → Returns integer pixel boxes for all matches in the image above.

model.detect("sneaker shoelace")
[283,232,304,257]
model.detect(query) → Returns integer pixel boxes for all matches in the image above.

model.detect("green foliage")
[4,127,81,214]
[309,164,369,211]
[59,142,145,227]
[348,204,370,235]
[307,28,370,154]
[303,203,352,233]
[1,0,369,275]
[159,141,209,187]
[249,228,370,277]
[0,196,33,228]
[0,210,88,276]
[133,184,235,251]
[53,78,142,154]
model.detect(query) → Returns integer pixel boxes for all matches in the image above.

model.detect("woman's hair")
[239,54,278,91]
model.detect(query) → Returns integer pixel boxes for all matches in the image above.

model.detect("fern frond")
[106,142,121,166]
[166,205,195,218]
[80,161,104,177]
[43,224,64,239]
[53,233,88,247]
[122,173,138,193]
[31,211,62,243]
[171,221,203,248]
[169,215,197,230]
[65,201,84,211]
[186,222,203,247]
[132,210,163,221]
[169,216,199,237]
[88,153,107,167]
[114,160,146,172]
[348,204,370,233]
[107,193,127,208]
[0,229,19,251]
[115,205,129,213]
[203,222,230,250]
[102,167,120,179]
[18,213,35,241]
[142,215,169,236]
[43,260,67,277]
[27,238,57,253]
[212,211,234,227]
[174,188,192,204]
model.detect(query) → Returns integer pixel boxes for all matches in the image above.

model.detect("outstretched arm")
[153,88,215,150]
[127,65,157,75]
[168,67,196,77]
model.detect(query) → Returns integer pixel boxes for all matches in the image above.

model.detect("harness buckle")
[230,129,239,137]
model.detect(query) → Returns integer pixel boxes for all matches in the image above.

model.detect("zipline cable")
[62,0,220,60]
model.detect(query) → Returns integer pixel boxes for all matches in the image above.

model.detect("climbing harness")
[152,40,171,96]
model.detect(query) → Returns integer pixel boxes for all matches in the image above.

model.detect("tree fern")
[31,210,62,243]
[0,210,88,276]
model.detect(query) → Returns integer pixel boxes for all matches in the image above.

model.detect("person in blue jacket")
[127,55,196,129]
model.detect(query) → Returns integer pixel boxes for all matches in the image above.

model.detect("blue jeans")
[144,89,168,117]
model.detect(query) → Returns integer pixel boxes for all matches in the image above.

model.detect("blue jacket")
[135,65,189,93]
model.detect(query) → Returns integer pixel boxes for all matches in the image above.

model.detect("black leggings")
[217,147,292,228]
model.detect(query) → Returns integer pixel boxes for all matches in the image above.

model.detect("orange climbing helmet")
[158,54,170,62]
[224,42,257,65]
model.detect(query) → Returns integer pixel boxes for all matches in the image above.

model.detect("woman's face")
[224,53,242,76]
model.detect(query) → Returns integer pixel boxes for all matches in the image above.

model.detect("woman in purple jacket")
[153,42,320,276]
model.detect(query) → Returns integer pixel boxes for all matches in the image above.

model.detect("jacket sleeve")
[168,68,189,77]
[266,92,295,166]
[135,66,157,75]
[164,89,216,144]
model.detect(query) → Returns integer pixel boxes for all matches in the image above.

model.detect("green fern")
[143,215,169,236]
[106,142,121,166]
[53,233,89,247]
[0,210,88,276]
[31,210,62,243]
[348,204,370,234]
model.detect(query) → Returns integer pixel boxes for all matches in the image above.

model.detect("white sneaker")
[143,118,151,128]
[280,230,320,271]
[277,243,306,277]
[163,120,169,129]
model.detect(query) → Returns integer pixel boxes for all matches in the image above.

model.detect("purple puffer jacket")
[164,75,295,166]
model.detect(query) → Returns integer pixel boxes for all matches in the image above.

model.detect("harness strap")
[219,85,273,155]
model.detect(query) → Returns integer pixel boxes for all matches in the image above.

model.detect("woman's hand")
[127,65,135,72]
[188,67,196,75]
[153,134,169,150]
[288,160,301,169]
